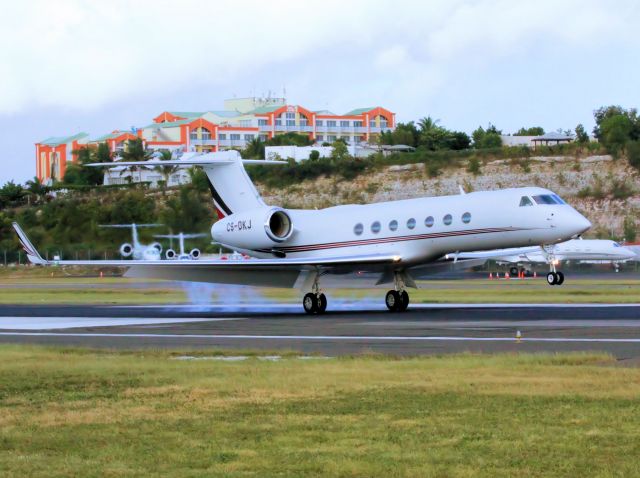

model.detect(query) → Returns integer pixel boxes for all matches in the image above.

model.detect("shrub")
[467,157,481,176]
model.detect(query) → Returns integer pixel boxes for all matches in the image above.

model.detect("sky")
[1,0,639,185]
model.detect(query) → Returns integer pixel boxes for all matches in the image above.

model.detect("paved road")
[1,303,640,359]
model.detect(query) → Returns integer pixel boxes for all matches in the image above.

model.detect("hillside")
[257,154,640,240]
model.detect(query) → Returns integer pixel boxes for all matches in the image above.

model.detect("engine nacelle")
[120,243,133,257]
[190,248,201,260]
[212,207,293,250]
[150,242,162,253]
[165,248,176,260]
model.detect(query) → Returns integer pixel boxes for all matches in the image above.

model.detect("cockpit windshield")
[613,242,621,247]
[533,194,563,205]
[519,196,533,207]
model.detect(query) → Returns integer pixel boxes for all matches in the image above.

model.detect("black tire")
[385,290,400,311]
[398,290,409,311]
[546,272,557,286]
[303,293,318,314]
[510,267,519,277]
[556,271,565,285]
[317,293,327,313]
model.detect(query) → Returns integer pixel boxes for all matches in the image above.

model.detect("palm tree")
[418,116,440,134]
[153,149,179,190]
[120,138,152,183]
[25,177,49,204]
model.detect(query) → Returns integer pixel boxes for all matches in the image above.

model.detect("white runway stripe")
[0,317,244,330]
[2,332,640,343]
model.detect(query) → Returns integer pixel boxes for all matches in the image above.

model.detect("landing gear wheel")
[546,272,558,285]
[398,290,410,311]
[317,293,327,314]
[510,266,519,277]
[303,293,318,314]
[556,271,565,285]
[385,290,401,311]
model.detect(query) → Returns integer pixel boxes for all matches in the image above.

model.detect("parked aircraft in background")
[455,239,637,284]
[99,223,163,261]
[14,151,591,314]
[154,232,208,260]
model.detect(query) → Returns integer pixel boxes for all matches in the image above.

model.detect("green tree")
[266,132,312,147]
[514,126,544,136]
[379,122,420,147]
[626,140,640,171]
[309,150,320,161]
[623,216,637,242]
[119,138,152,183]
[600,115,633,156]
[243,137,265,159]
[472,124,502,149]
[161,186,211,232]
[187,167,209,193]
[25,177,49,203]
[575,124,589,144]
[0,181,26,206]
[330,141,351,162]
[153,150,178,189]
[593,105,640,140]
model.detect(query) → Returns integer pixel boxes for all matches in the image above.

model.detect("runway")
[1,303,640,358]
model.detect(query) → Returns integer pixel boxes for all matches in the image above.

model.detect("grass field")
[1,346,640,477]
[0,274,638,304]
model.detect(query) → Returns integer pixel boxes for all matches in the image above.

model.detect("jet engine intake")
[190,248,201,260]
[150,242,163,253]
[120,243,133,257]
[211,207,294,250]
[165,249,176,260]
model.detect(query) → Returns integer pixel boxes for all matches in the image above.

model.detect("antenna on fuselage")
[458,185,466,195]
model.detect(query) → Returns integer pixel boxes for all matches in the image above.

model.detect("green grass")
[0,275,638,304]
[0,346,639,477]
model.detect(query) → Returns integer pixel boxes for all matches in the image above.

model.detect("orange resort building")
[35,98,396,183]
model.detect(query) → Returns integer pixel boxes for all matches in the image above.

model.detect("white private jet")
[99,223,163,261]
[455,239,637,284]
[13,151,591,313]
[154,232,208,260]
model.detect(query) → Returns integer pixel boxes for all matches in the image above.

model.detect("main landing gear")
[385,272,410,312]
[302,273,327,315]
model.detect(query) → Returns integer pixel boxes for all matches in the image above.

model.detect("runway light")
[516,330,522,343]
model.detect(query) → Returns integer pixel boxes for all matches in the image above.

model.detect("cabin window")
[425,216,434,228]
[462,212,471,224]
[443,214,452,226]
[354,223,363,236]
[519,196,533,207]
[407,218,416,229]
[371,221,381,234]
[389,220,398,231]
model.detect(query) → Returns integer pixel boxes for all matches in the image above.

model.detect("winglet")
[12,223,47,265]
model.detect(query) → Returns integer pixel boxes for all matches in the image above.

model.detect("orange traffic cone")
[505,272,510,279]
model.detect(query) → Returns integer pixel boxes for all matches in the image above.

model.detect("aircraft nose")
[571,212,591,236]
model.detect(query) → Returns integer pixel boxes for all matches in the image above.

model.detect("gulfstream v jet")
[13,150,591,313]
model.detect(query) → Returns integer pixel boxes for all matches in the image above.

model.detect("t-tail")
[86,150,284,218]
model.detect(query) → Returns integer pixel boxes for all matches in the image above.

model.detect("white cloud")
[0,0,636,117]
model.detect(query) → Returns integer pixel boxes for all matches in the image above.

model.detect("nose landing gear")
[385,272,410,312]
[543,246,565,286]
[546,271,565,286]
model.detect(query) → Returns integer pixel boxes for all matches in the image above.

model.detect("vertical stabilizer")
[202,151,266,216]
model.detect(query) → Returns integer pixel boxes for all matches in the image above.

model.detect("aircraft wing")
[13,223,400,288]
[450,246,542,262]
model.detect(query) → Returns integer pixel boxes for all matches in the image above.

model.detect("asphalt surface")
[1,303,640,359]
